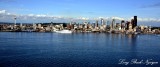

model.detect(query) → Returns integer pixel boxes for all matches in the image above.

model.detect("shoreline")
[0,31,159,35]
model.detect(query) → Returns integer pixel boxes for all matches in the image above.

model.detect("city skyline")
[0,0,160,26]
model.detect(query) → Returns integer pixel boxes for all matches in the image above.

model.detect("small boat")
[55,30,72,33]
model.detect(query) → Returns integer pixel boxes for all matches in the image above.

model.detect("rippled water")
[0,32,160,67]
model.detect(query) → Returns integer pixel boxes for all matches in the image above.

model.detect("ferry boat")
[54,30,72,33]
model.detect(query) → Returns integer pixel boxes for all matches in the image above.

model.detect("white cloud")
[92,17,124,21]
[76,17,89,20]
[137,18,143,21]
[7,13,11,15]
[137,18,160,22]
[112,17,125,20]
[28,14,34,17]
[0,9,160,23]
[0,10,6,14]
[36,14,47,17]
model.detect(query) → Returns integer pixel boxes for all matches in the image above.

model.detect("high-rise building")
[131,19,134,29]
[51,22,53,27]
[134,16,137,28]
[121,20,125,29]
[111,19,115,29]
[126,21,130,30]
[96,20,98,27]
[33,23,37,30]
[101,18,104,25]
[129,22,133,30]
[20,23,22,27]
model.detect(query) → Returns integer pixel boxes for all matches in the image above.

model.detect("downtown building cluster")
[0,16,160,34]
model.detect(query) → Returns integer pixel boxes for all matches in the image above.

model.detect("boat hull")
[55,30,72,33]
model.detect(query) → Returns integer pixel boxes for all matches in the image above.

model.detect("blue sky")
[0,0,160,26]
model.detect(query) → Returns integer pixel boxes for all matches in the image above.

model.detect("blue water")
[0,32,160,67]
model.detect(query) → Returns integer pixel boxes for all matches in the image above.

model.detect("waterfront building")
[94,20,99,30]
[67,22,74,30]
[71,24,74,29]
[20,23,23,27]
[149,25,152,32]
[44,26,51,32]
[67,24,71,30]
[129,22,133,30]
[38,24,42,28]
[74,24,78,30]
[60,24,63,30]
[133,27,137,32]
[140,25,145,32]
[20,23,24,31]
[79,24,83,29]
[10,25,14,30]
[50,22,53,27]
[92,23,96,29]
[116,23,121,30]
[33,23,37,30]
[89,24,94,30]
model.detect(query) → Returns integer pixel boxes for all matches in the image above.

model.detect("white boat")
[55,30,72,33]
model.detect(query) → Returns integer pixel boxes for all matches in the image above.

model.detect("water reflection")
[127,34,137,45]
[127,34,138,59]
[0,32,160,67]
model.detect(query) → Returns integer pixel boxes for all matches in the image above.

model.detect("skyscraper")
[131,19,134,29]
[92,23,95,28]
[126,21,130,30]
[121,20,125,29]
[96,20,98,27]
[111,19,115,30]
[101,18,104,25]
[134,16,137,28]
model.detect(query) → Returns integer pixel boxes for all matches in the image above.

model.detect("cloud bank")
[0,10,160,23]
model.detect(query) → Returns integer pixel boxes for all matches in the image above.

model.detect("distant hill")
[0,22,68,27]
[0,22,13,24]
[0,22,32,25]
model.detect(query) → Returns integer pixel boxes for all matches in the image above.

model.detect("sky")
[0,0,160,26]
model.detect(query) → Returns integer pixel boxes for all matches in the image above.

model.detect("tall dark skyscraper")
[126,21,130,30]
[134,16,137,27]
[131,19,134,29]
[121,20,125,29]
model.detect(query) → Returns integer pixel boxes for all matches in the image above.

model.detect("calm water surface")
[0,32,160,67]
